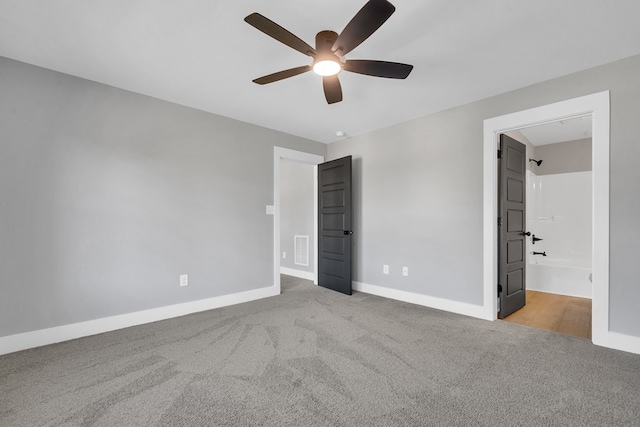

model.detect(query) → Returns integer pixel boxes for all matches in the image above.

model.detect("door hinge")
[497,149,502,159]
[497,284,502,295]
[497,217,503,227]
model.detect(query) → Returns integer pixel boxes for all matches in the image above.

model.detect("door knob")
[343,230,353,235]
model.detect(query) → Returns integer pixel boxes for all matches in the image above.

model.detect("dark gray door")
[318,156,352,295]
[498,134,526,318]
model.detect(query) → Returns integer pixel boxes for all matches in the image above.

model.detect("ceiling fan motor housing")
[313,30,344,75]
[315,30,339,53]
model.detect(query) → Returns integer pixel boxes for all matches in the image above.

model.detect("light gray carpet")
[1,276,639,426]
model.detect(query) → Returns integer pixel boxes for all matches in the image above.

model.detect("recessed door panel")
[507,178,523,203]
[323,236,345,255]
[507,210,523,232]
[321,165,345,186]
[507,239,523,263]
[507,146,524,173]
[322,213,345,231]
[322,189,345,208]
[507,269,523,296]
[321,258,345,278]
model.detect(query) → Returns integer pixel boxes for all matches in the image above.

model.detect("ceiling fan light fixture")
[245,0,413,104]
[313,59,341,76]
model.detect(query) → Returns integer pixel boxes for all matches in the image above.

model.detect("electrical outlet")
[180,274,188,287]
[402,267,408,277]
[383,265,389,275]
[283,251,287,259]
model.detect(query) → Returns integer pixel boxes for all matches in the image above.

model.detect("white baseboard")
[353,281,491,320]
[0,286,279,356]
[280,267,314,281]
[5,281,637,357]
[593,330,640,355]
[355,281,640,355]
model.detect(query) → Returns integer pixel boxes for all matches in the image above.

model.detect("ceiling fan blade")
[344,59,413,79]
[245,13,316,57]
[323,75,343,104]
[253,65,312,85]
[332,0,395,55]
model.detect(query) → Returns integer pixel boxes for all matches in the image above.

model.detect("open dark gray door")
[498,134,526,318]
[318,156,352,295]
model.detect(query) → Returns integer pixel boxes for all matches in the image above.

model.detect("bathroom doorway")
[483,91,610,346]
[501,117,593,339]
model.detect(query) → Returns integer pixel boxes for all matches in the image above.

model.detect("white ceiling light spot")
[313,60,341,76]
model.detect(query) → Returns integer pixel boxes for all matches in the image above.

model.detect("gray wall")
[534,138,592,175]
[0,57,325,337]
[327,54,640,337]
[280,160,314,273]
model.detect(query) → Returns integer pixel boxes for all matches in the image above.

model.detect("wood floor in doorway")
[502,290,592,340]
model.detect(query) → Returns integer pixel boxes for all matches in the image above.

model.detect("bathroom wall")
[534,138,592,175]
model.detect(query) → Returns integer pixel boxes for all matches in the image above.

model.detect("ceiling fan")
[244,0,413,104]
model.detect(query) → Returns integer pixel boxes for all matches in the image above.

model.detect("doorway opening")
[501,117,593,339]
[273,147,324,294]
[279,159,315,281]
[483,91,610,347]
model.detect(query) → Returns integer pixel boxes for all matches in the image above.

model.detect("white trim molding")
[482,91,628,352]
[280,267,315,281]
[354,281,489,320]
[594,331,640,356]
[0,286,279,356]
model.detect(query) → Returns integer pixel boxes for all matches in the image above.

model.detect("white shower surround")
[528,261,592,298]
[526,170,593,298]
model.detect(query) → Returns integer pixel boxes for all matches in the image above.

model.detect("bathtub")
[527,258,592,299]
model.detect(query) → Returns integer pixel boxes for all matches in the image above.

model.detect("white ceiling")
[519,115,592,146]
[1,0,639,144]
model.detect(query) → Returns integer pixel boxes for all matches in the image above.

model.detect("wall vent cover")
[294,235,309,266]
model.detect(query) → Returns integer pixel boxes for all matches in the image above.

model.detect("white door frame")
[273,147,324,293]
[482,91,610,346]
